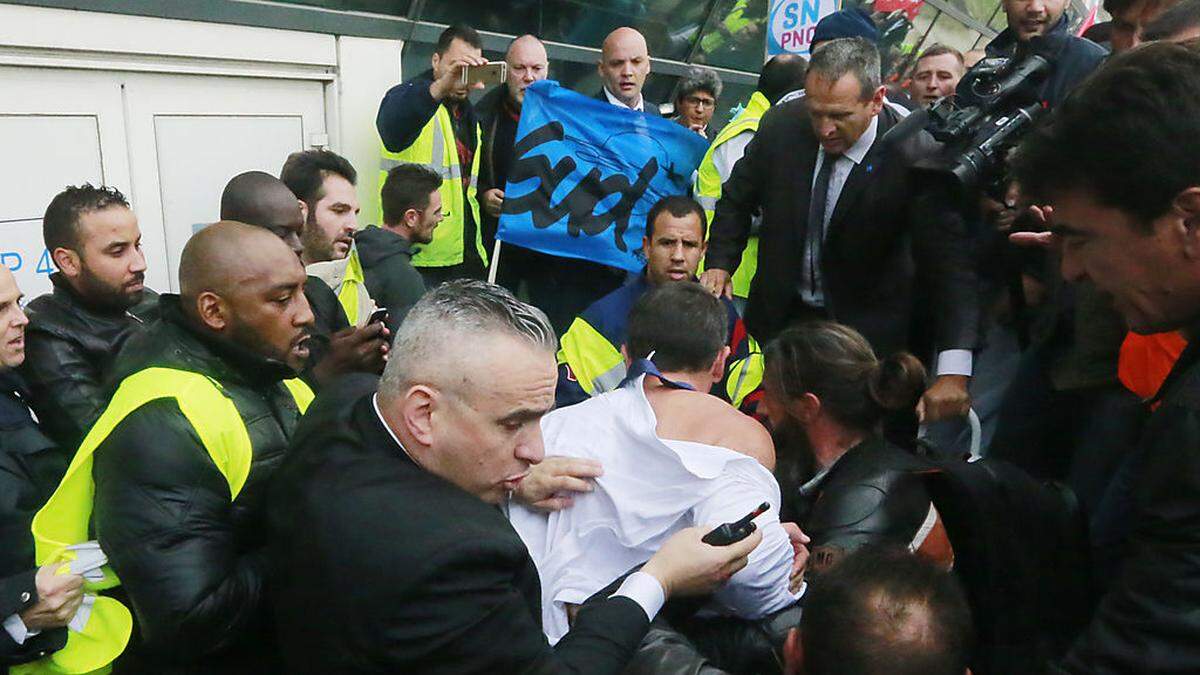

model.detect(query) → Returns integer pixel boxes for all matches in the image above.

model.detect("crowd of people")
[3,0,1200,672]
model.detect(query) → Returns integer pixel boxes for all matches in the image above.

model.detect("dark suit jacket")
[594,88,662,116]
[707,100,980,359]
[269,375,651,674]
[1,569,68,665]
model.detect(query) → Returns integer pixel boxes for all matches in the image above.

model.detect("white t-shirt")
[509,376,802,643]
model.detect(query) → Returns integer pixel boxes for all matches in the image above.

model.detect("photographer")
[984,0,1107,106]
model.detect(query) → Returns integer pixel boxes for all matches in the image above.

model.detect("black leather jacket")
[91,295,303,673]
[792,436,933,576]
[19,273,158,450]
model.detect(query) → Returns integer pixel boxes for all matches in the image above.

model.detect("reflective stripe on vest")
[22,368,314,674]
[695,91,771,299]
[337,247,367,326]
[378,105,486,268]
[557,317,627,397]
[725,337,764,409]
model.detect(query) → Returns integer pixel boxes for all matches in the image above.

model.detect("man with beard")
[30,221,316,672]
[20,184,158,450]
[354,163,443,332]
[280,150,379,329]
[220,171,388,382]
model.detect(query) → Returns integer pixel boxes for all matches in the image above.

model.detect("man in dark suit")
[268,279,761,674]
[701,38,980,423]
[595,27,661,116]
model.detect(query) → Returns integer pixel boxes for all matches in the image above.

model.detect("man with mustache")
[20,184,158,451]
[556,196,763,413]
[985,0,1107,106]
[33,221,316,672]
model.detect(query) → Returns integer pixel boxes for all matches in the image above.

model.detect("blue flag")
[497,80,710,272]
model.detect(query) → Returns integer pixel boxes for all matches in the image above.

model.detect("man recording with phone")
[377,23,491,285]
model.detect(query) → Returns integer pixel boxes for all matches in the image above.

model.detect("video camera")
[918,36,1060,198]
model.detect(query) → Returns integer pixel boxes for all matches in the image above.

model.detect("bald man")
[597,27,660,115]
[79,221,313,671]
[221,172,387,385]
[477,34,559,299]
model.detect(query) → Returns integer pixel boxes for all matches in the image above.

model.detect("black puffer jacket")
[20,273,158,450]
[91,295,304,673]
[354,226,425,333]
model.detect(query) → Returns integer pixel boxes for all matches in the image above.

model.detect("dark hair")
[806,37,882,100]
[800,546,973,675]
[763,322,925,432]
[1144,0,1200,41]
[759,53,808,103]
[675,65,723,104]
[381,163,443,226]
[436,23,483,55]
[627,282,728,373]
[279,149,357,209]
[917,43,964,65]
[1104,0,1173,17]
[1012,40,1200,229]
[645,195,706,240]
[42,184,130,252]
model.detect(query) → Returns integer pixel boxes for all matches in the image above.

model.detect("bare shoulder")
[692,394,776,471]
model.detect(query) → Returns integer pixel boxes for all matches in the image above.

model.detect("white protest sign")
[767,0,843,56]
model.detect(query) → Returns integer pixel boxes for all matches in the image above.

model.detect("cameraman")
[985,0,1107,105]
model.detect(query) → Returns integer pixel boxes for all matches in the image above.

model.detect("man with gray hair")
[672,66,723,137]
[269,280,763,673]
[702,37,980,436]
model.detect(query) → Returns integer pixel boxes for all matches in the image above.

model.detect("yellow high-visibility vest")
[19,368,313,675]
[378,104,486,268]
[695,90,772,299]
[337,246,368,327]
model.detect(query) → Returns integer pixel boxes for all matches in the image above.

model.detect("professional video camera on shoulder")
[917,34,1067,199]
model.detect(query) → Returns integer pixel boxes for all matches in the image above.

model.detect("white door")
[0,66,328,296]
[0,66,132,299]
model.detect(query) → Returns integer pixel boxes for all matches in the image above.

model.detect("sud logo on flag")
[497,80,710,273]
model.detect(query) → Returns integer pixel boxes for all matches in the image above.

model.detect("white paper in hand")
[66,541,108,580]
[68,594,96,633]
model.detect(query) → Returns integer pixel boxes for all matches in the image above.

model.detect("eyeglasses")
[684,95,716,109]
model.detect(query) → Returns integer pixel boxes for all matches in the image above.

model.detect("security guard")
[26,222,315,674]
[377,23,489,285]
[694,54,808,302]
[557,196,764,413]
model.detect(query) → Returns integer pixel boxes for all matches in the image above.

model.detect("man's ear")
[870,85,886,114]
[782,626,803,675]
[620,344,632,368]
[794,392,821,425]
[51,247,81,279]
[404,385,438,448]
[710,345,732,381]
[297,199,309,225]
[195,291,229,332]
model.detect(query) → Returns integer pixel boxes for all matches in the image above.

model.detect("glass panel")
[538,0,720,61]
[691,0,770,73]
[272,0,413,15]
[416,0,542,36]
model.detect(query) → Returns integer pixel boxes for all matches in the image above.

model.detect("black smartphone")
[367,308,389,326]
[702,502,770,546]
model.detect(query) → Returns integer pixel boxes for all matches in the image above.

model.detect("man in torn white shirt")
[510,282,805,644]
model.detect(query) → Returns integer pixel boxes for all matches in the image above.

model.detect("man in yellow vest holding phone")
[27,222,315,673]
[377,23,490,286]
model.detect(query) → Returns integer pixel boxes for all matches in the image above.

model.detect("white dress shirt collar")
[604,86,645,112]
